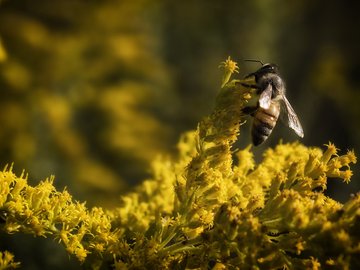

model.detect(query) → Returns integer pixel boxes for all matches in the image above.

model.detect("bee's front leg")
[242,105,258,116]
[239,82,258,89]
[239,82,264,96]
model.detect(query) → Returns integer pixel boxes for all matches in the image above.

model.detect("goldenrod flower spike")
[0,58,359,269]
[219,56,239,88]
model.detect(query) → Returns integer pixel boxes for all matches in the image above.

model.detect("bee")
[242,62,304,146]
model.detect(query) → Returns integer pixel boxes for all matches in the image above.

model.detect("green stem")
[158,225,179,250]
[261,217,283,225]
[160,237,202,255]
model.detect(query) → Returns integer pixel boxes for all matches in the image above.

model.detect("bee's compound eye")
[267,64,279,73]
[262,64,272,70]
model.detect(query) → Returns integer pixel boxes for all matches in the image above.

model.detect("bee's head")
[244,60,280,80]
[244,60,279,72]
[260,63,279,73]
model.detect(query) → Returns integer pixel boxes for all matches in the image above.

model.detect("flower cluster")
[0,251,20,269]
[0,165,119,265]
[219,56,239,88]
[0,58,358,269]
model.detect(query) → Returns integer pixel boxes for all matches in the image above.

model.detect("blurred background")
[0,0,359,268]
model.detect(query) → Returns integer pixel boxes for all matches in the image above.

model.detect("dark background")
[0,0,359,269]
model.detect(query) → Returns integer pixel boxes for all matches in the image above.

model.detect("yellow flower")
[219,56,239,88]
[0,251,20,269]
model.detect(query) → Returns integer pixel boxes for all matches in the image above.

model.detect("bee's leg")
[239,82,258,89]
[242,105,258,116]
[239,82,265,96]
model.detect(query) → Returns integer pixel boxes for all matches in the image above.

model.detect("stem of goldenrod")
[159,192,197,250]
[158,225,179,250]
[159,237,202,255]
[261,217,283,225]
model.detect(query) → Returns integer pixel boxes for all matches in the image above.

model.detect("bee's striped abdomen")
[251,102,280,146]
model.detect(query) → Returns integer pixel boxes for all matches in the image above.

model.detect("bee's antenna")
[244,59,264,66]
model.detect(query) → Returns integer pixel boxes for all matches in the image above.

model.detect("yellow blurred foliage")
[0,38,6,62]
[0,0,175,206]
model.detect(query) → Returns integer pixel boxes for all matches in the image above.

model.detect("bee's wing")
[279,95,304,138]
[258,84,272,109]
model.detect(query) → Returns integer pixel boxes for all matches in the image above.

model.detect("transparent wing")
[258,84,272,109]
[279,95,304,138]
